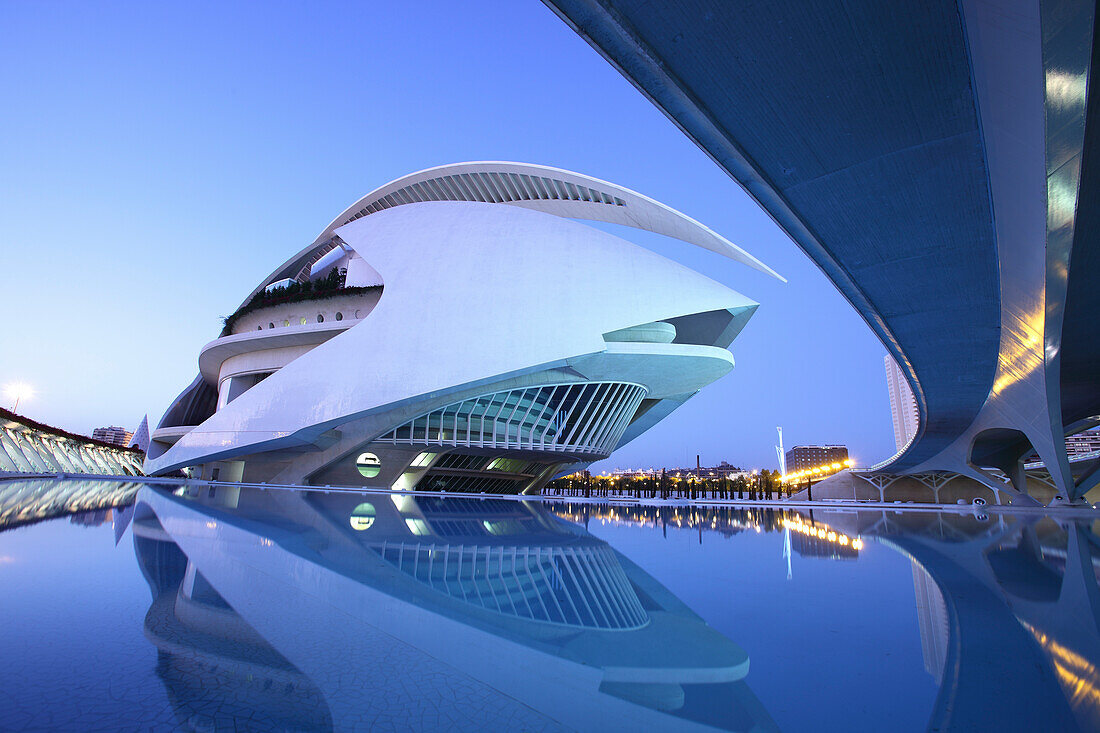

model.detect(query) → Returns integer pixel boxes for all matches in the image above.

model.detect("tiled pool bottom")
[1,480,1098,732]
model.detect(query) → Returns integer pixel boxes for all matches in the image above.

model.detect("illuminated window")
[283,319,290,327]
[335,312,343,321]
[405,518,431,535]
[391,494,416,512]
[410,452,436,468]
[299,317,307,325]
[355,452,381,478]
[483,519,524,535]
[486,457,529,473]
[349,502,376,530]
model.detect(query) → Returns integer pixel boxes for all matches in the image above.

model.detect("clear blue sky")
[0,0,893,470]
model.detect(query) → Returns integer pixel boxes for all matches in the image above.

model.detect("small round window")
[335,312,343,321]
[299,316,307,325]
[317,314,324,323]
[269,322,275,329]
[283,319,290,327]
[356,452,381,478]
[349,502,376,531]
[256,326,262,331]
[354,309,361,319]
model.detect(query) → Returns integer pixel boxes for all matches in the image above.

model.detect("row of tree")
[545,469,790,500]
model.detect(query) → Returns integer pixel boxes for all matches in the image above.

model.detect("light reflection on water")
[0,478,1098,731]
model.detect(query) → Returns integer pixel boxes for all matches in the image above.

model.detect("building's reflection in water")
[134,508,335,731]
[0,477,142,531]
[132,487,779,732]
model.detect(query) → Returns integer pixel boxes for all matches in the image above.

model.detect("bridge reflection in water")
[132,486,779,732]
[557,501,1100,732]
[816,508,1100,732]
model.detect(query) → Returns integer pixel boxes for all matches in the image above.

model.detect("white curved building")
[146,162,779,490]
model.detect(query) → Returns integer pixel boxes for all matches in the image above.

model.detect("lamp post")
[4,383,33,413]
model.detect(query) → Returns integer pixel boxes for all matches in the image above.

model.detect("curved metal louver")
[377,541,649,630]
[293,173,629,281]
[345,170,625,224]
[375,382,647,457]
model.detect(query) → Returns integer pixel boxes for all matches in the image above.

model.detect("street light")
[4,383,33,412]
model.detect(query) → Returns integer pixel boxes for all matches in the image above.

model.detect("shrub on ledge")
[221,271,382,336]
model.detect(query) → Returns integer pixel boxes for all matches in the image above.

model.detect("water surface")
[1,479,1097,731]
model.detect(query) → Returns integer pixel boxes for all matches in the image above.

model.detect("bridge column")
[1059,521,1100,636]
[956,463,1041,507]
[1072,461,1100,504]
[1027,426,1079,502]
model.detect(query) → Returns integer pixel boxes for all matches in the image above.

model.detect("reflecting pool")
[1,479,1099,731]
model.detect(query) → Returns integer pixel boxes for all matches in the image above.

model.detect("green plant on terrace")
[220,268,381,336]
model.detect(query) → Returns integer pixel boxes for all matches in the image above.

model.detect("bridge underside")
[543,0,1100,502]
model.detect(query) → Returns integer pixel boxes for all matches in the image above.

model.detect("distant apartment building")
[1024,427,1100,464]
[1065,429,1100,457]
[784,445,849,473]
[70,509,113,527]
[668,461,750,480]
[612,461,750,480]
[790,530,859,560]
[885,354,920,452]
[91,426,133,447]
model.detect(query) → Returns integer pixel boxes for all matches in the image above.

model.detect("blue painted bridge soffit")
[546,0,1004,467]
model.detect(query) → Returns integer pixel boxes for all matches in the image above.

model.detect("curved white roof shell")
[244,161,783,307]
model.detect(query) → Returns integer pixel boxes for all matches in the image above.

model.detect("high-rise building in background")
[885,355,920,452]
[886,352,1100,464]
[91,426,133,447]
[784,445,849,473]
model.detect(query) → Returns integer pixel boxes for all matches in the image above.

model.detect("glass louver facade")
[375,540,649,629]
[375,382,648,458]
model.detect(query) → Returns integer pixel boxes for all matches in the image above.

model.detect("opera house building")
[145,163,779,490]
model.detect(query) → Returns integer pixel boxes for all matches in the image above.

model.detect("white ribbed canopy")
[242,161,783,307]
